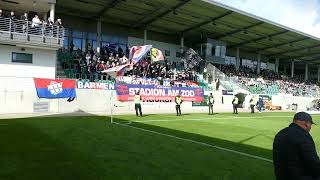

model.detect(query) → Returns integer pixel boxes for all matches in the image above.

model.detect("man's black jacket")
[273,123,320,180]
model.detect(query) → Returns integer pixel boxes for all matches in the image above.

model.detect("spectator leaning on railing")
[0,9,3,18]
[20,12,28,33]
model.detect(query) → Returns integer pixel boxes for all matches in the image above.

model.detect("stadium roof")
[56,0,320,64]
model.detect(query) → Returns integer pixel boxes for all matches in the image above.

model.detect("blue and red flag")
[129,45,152,64]
[33,78,76,99]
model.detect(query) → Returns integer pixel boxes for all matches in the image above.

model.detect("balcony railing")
[0,17,64,48]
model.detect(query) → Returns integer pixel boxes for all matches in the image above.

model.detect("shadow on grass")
[114,117,274,161]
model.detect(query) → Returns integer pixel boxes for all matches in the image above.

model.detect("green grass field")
[0,112,319,180]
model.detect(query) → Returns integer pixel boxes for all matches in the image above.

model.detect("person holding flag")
[175,93,183,116]
[134,91,143,117]
[208,93,215,115]
[232,95,239,114]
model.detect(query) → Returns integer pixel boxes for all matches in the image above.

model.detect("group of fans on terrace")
[216,64,320,97]
[59,43,198,83]
[0,9,63,36]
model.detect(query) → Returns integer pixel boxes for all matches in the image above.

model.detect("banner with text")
[77,80,115,90]
[116,84,204,102]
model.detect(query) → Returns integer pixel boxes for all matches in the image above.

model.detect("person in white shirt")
[32,15,41,27]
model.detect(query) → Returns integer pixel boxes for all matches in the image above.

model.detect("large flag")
[150,48,165,62]
[184,48,204,70]
[102,63,132,78]
[33,78,76,99]
[129,45,152,64]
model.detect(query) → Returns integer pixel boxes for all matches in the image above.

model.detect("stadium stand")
[216,64,320,97]
[58,46,199,85]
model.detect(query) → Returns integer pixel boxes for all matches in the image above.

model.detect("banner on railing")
[116,76,159,85]
[172,81,199,87]
[222,90,234,95]
[116,76,200,87]
[76,80,115,90]
[33,78,76,99]
[192,95,209,106]
[116,84,204,102]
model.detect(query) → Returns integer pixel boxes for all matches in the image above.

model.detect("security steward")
[232,95,239,114]
[175,94,183,116]
[134,91,142,117]
[208,93,215,115]
[273,112,320,180]
[249,96,256,113]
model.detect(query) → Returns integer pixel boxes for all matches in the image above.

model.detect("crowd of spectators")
[0,9,63,36]
[60,43,198,82]
[216,64,320,97]
[217,64,282,80]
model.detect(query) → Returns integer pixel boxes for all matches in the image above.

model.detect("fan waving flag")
[151,48,165,62]
[102,63,132,78]
[129,45,152,64]
[34,78,76,99]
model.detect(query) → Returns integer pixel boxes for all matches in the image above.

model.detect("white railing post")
[42,23,45,37]
[9,19,12,32]
[57,25,60,43]
[26,21,29,36]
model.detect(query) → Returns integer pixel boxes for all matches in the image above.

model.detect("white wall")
[0,45,56,79]
[128,37,181,62]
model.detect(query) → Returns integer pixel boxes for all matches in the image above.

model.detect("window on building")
[220,46,226,58]
[261,62,267,69]
[73,38,82,50]
[92,40,97,50]
[230,56,236,65]
[211,47,216,56]
[176,52,182,58]
[165,50,170,56]
[63,37,69,49]
[12,52,33,63]
[215,46,221,57]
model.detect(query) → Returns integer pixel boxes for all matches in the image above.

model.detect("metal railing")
[0,17,64,40]
[206,63,249,91]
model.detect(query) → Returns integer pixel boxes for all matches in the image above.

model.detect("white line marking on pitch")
[133,115,292,123]
[113,121,273,163]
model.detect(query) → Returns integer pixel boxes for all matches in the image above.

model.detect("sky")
[212,0,320,38]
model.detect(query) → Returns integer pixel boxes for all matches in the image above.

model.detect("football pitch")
[0,112,319,180]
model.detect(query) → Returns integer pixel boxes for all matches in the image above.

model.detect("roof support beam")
[258,37,309,51]
[283,51,320,60]
[303,56,320,63]
[134,0,192,28]
[214,22,264,40]
[93,0,122,19]
[229,30,289,48]
[268,44,320,56]
[182,11,233,33]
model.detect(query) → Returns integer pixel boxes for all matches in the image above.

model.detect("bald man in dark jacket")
[273,112,320,180]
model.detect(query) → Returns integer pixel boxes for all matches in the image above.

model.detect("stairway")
[56,60,67,79]
[206,63,248,93]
